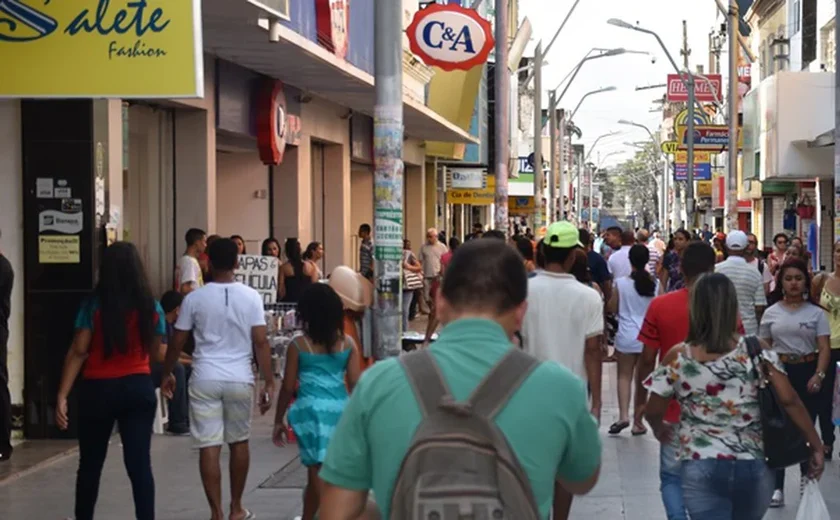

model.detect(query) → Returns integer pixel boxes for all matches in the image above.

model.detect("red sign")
[257,80,288,166]
[406,3,494,72]
[667,73,722,103]
[316,0,349,60]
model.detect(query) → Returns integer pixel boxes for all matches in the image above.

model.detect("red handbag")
[797,195,816,220]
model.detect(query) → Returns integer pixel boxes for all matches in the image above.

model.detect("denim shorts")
[681,458,774,520]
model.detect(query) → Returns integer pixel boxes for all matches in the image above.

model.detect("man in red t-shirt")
[637,242,716,520]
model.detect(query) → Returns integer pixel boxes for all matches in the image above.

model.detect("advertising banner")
[667,73,721,102]
[234,255,280,304]
[677,126,744,151]
[674,161,712,181]
[446,175,495,205]
[0,0,204,98]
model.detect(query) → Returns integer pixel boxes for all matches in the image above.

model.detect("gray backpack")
[390,349,541,520]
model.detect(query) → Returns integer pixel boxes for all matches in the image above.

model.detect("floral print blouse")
[643,339,784,461]
[662,251,684,293]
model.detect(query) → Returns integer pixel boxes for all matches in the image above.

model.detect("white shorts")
[189,380,254,448]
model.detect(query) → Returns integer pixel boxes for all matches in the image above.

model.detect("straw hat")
[328,266,372,312]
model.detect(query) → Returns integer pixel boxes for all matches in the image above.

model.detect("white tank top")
[615,276,657,353]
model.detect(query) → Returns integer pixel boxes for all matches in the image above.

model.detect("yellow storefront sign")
[661,141,679,155]
[674,151,712,164]
[509,196,534,212]
[696,181,713,198]
[0,0,203,98]
[446,175,495,205]
[39,235,80,264]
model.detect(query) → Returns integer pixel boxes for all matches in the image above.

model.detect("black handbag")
[744,336,811,469]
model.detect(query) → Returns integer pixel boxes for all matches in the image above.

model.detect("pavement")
[3,337,840,518]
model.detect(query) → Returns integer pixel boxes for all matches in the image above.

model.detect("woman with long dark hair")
[279,238,319,303]
[261,237,281,258]
[761,259,831,507]
[231,235,247,255]
[607,244,657,436]
[303,241,324,279]
[660,229,691,293]
[273,283,362,520]
[56,242,166,520]
[645,273,822,519]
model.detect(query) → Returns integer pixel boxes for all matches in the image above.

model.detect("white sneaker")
[769,489,784,508]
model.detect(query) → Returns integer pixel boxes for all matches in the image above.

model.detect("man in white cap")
[715,230,767,335]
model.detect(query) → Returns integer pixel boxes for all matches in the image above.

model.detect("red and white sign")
[406,3,494,72]
[257,80,288,166]
[316,0,349,60]
[667,73,722,103]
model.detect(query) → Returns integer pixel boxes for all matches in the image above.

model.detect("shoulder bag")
[744,336,811,469]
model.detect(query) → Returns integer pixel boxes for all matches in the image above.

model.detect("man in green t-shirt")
[318,239,602,519]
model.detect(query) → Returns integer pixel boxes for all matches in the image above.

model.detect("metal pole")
[558,110,566,220]
[533,41,544,231]
[373,0,403,359]
[686,75,696,227]
[522,0,581,86]
[548,89,557,223]
[575,140,582,222]
[589,164,594,229]
[726,0,739,232]
[835,0,840,246]
[494,0,510,234]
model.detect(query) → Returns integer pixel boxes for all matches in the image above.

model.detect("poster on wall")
[234,255,280,304]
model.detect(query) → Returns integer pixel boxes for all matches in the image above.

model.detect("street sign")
[661,141,679,155]
[406,3,494,72]
[667,73,722,103]
[674,151,712,164]
[674,161,712,181]
[677,125,744,150]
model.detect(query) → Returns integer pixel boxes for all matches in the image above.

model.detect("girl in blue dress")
[273,283,362,520]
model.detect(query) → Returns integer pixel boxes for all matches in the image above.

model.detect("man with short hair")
[150,290,191,435]
[0,230,13,462]
[176,228,207,295]
[579,228,612,301]
[467,222,484,241]
[607,230,636,279]
[358,224,374,280]
[319,239,602,520]
[163,238,275,520]
[637,242,741,520]
[637,229,661,276]
[601,226,622,259]
[715,230,766,335]
[745,232,772,295]
[419,228,448,315]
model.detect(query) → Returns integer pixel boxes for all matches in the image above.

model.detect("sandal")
[608,421,630,435]
[631,426,648,436]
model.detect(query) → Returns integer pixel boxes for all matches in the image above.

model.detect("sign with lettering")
[315,0,349,59]
[257,79,288,165]
[674,161,712,181]
[667,74,722,103]
[234,255,280,304]
[446,174,495,205]
[0,0,203,98]
[406,2,494,72]
[660,141,679,155]
[677,125,744,151]
[448,168,485,189]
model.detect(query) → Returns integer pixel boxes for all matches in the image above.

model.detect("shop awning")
[807,129,835,148]
[203,0,477,144]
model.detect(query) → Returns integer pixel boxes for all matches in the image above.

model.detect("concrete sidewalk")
[2,363,839,518]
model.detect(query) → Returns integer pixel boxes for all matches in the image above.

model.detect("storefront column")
[425,161,438,232]
[0,101,24,433]
[323,144,351,271]
[273,141,313,249]
[405,164,426,250]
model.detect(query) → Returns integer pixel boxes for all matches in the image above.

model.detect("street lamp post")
[608,18,698,226]
[618,119,670,231]
[575,127,619,221]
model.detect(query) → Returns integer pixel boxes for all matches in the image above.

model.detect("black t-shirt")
[0,255,12,336]
[587,250,611,289]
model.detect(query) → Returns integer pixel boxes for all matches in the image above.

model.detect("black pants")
[149,362,191,433]
[817,350,840,449]
[0,329,10,455]
[75,374,156,520]
[775,360,825,490]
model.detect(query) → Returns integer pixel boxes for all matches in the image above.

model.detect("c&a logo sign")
[406,2,493,72]
[0,0,203,97]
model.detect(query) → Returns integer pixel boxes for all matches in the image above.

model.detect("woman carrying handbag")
[760,259,831,508]
[644,273,823,520]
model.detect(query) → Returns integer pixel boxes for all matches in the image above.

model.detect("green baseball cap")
[544,221,583,249]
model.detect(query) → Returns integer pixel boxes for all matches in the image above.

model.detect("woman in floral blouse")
[644,273,822,520]
[659,229,691,294]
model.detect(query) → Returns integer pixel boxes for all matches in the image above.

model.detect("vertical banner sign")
[373,106,403,359]
[234,255,280,304]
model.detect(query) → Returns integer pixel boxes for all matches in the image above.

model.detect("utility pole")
[681,20,690,69]
[558,109,566,220]
[372,0,403,359]
[835,0,840,247]
[682,20,695,227]
[533,41,543,232]
[548,89,556,223]
[494,0,510,234]
[726,1,740,232]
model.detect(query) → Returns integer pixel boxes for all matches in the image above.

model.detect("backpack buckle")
[438,395,473,417]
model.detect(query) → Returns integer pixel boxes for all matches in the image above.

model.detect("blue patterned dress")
[287,336,353,466]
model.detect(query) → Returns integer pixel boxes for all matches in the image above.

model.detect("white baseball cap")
[725,230,748,251]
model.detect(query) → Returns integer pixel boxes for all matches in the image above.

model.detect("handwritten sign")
[234,255,279,304]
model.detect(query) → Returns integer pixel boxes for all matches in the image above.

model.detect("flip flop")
[631,427,648,436]
[232,510,255,520]
[608,421,630,435]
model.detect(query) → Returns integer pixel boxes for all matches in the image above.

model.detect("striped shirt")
[715,256,767,335]
[646,243,661,276]
[359,239,374,279]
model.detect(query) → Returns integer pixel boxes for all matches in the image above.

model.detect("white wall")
[0,101,23,407]
[813,0,835,71]
[216,151,269,253]
[776,72,834,178]
[789,0,803,70]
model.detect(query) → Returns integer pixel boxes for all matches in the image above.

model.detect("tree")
[611,142,662,227]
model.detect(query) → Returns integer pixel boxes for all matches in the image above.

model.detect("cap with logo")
[544,221,583,249]
[725,230,748,251]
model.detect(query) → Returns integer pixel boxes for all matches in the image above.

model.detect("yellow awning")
[425,66,484,159]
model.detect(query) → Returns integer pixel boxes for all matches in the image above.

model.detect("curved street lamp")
[570,86,617,122]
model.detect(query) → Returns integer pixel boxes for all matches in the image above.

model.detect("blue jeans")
[681,459,774,520]
[150,362,190,433]
[402,291,414,331]
[660,428,687,520]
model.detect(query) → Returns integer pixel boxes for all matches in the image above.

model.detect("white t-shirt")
[174,282,266,384]
[177,254,203,289]
[747,257,773,286]
[521,272,604,381]
[608,245,632,279]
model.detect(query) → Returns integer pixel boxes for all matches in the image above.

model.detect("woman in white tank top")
[606,244,658,435]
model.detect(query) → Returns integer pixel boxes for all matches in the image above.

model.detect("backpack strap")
[467,349,539,419]
[400,350,451,418]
